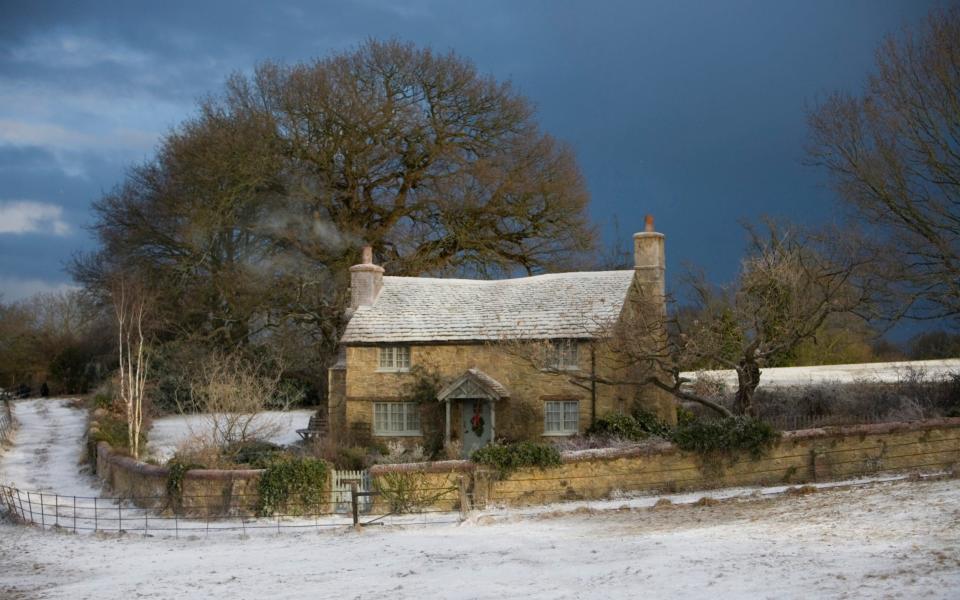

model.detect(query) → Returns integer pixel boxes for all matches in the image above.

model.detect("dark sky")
[0,0,942,310]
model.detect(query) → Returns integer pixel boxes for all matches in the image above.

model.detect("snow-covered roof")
[341,270,636,344]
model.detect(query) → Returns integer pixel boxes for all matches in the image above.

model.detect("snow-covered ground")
[146,409,316,463]
[2,397,960,598]
[682,358,960,389]
[0,399,102,497]
[0,476,957,599]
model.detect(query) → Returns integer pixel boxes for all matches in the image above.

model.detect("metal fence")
[760,411,886,432]
[0,482,465,537]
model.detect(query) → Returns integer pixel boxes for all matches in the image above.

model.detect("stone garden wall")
[371,418,960,509]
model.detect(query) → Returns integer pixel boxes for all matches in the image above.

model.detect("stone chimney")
[633,215,665,297]
[349,245,384,311]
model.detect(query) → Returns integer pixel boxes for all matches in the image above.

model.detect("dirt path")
[0,398,101,497]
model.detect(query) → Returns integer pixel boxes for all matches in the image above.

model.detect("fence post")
[39,493,44,529]
[73,496,77,534]
[458,476,470,521]
[16,489,25,522]
[350,482,359,528]
[94,497,98,531]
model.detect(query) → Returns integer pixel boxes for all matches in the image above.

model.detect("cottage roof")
[341,270,636,344]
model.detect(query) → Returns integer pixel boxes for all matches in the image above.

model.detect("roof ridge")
[382,270,634,285]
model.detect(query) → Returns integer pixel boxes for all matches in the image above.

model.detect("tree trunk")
[734,361,760,417]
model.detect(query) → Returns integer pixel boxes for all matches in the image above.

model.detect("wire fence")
[0,483,466,537]
[761,411,887,432]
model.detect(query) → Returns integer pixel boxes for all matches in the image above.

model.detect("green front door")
[460,398,492,458]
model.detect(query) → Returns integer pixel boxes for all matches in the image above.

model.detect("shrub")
[676,405,698,427]
[88,411,146,459]
[671,417,780,459]
[373,471,440,513]
[165,460,204,511]
[374,441,427,465]
[227,440,284,467]
[256,455,329,517]
[471,441,563,477]
[585,413,647,441]
[632,408,673,437]
[336,446,373,470]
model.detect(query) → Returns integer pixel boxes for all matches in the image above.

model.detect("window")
[378,346,411,371]
[543,340,579,370]
[373,402,421,436]
[544,400,579,435]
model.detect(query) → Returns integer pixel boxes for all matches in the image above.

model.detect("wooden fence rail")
[0,395,13,444]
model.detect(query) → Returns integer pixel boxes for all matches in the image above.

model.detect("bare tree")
[188,351,300,450]
[73,39,596,409]
[111,278,151,459]
[508,223,877,418]
[808,5,960,321]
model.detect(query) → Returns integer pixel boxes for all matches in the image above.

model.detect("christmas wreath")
[471,410,485,437]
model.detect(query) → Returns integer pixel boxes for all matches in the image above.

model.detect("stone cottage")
[328,218,673,457]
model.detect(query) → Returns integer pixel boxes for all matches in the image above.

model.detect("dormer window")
[378,346,411,371]
[544,340,579,370]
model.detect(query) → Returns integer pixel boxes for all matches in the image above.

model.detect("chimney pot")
[362,245,373,265]
[645,214,655,232]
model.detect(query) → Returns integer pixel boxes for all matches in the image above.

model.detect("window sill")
[542,431,577,437]
[375,368,411,373]
[540,367,582,373]
[373,431,422,437]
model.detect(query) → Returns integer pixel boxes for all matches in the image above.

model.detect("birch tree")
[112,279,151,459]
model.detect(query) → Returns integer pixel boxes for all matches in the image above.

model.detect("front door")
[460,398,492,458]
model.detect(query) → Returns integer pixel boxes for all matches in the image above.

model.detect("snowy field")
[1,476,958,599]
[2,398,960,598]
[682,358,960,389]
[146,409,316,463]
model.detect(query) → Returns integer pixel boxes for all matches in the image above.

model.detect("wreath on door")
[470,403,485,437]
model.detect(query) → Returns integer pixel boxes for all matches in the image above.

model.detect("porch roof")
[436,368,510,402]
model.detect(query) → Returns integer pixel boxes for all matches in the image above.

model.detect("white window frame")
[373,402,421,436]
[543,339,579,371]
[543,400,579,436]
[377,346,411,372]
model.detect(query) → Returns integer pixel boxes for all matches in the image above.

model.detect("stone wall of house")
[342,342,667,445]
[370,418,960,510]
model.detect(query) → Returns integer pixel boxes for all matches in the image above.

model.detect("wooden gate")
[330,469,372,514]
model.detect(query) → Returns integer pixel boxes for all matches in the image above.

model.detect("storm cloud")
[0,0,939,300]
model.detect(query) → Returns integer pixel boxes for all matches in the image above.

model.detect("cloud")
[0,200,71,235]
[9,32,151,69]
[0,276,78,302]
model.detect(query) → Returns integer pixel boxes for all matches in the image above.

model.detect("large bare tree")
[74,39,594,404]
[808,5,960,322]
